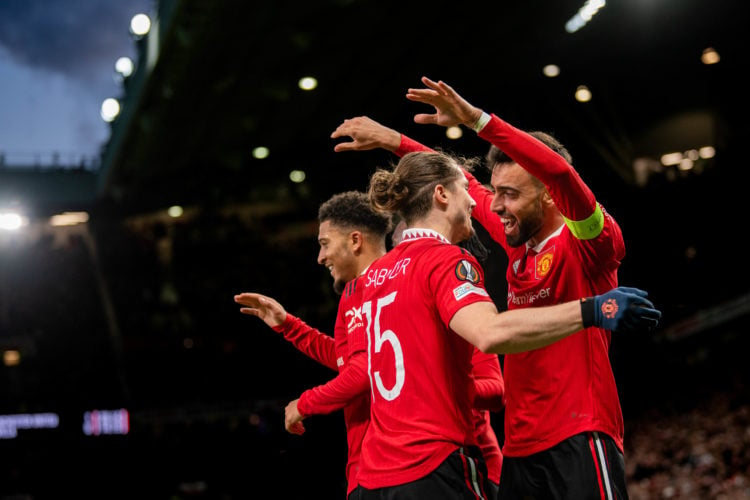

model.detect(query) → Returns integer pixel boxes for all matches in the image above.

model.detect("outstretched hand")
[234,292,287,328]
[406,76,483,128]
[331,116,401,152]
[592,287,662,332]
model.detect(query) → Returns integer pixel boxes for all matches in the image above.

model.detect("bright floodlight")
[130,13,151,37]
[289,170,306,183]
[101,98,121,122]
[565,0,606,33]
[115,57,134,77]
[446,126,463,140]
[0,212,24,231]
[574,85,592,102]
[252,146,270,159]
[49,211,89,227]
[543,64,560,77]
[167,206,184,218]
[298,77,318,91]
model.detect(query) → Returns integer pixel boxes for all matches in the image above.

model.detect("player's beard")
[506,201,544,248]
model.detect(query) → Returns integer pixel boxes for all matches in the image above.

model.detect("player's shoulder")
[341,275,365,300]
[425,241,480,262]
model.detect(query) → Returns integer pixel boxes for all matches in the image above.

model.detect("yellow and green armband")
[563,203,604,240]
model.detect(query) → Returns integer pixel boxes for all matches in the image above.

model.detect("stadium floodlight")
[130,13,151,38]
[101,98,121,122]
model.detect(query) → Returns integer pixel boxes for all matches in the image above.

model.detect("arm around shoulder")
[450,300,583,354]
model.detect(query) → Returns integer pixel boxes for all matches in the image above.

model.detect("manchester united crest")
[534,248,554,279]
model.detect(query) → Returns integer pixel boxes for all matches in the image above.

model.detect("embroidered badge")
[455,260,479,283]
[601,298,618,319]
[534,248,554,280]
[453,282,489,301]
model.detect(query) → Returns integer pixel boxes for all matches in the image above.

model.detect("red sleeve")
[471,349,505,412]
[272,314,338,371]
[394,134,434,157]
[297,351,369,415]
[478,114,597,221]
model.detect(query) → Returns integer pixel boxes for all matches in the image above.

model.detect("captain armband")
[562,203,604,240]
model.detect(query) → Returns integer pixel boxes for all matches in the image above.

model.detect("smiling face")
[489,162,546,248]
[317,220,359,294]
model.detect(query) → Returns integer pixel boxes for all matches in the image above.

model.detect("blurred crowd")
[626,392,750,499]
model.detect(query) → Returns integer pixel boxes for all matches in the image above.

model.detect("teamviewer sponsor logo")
[508,287,552,306]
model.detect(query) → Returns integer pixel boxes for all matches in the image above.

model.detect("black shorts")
[360,446,493,499]
[497,431,628,500]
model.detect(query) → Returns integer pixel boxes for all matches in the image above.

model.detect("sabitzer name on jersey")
[365,258,411,288]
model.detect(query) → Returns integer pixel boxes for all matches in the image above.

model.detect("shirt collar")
[526,223,564,253]
[400,228,450,245]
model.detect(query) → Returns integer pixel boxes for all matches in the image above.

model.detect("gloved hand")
[584,286,662,332]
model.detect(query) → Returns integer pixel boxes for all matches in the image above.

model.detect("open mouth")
[500,216,517,232]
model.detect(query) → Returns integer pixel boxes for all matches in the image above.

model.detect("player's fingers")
[421,76,439,89]
[413,113,437,125]
[286,420,304,434]
[333,142,355,152]
[628,296,656,310]
[636,306,662,321]
[618,286,648,298]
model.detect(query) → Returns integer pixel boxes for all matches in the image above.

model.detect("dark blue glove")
[584,286,662,332]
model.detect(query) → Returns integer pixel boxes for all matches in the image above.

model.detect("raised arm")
[406,76,483,129]
[234,292,337,370]
[331,115,433,157]
[406,76,601,224]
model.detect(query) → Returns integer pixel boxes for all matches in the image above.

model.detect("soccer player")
[392,219,505,493]
[236,190,506,497]
[351,149,660,498]
[331,76,649,498]
[235,191,391,498]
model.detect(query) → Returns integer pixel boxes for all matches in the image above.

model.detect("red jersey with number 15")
[356,229,495,489]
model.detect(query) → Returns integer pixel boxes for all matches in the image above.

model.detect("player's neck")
[356,250,386,276]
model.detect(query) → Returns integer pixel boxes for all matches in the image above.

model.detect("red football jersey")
[468,115,627,456]
[397,116,627,457]
[356,229,495,489]
[276,277,370,495]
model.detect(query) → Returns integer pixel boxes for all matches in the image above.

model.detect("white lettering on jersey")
[507,287,552,306]
[365,258,411,288]
[345,305,363,333]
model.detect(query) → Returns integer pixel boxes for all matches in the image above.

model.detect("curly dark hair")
[318,190,393,236]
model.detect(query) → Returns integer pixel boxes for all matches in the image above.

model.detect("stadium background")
[1,0,747,498]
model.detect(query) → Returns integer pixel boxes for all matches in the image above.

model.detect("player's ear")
[434,184,450,206]
[350,230,364,253]
[541,189,554,206]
